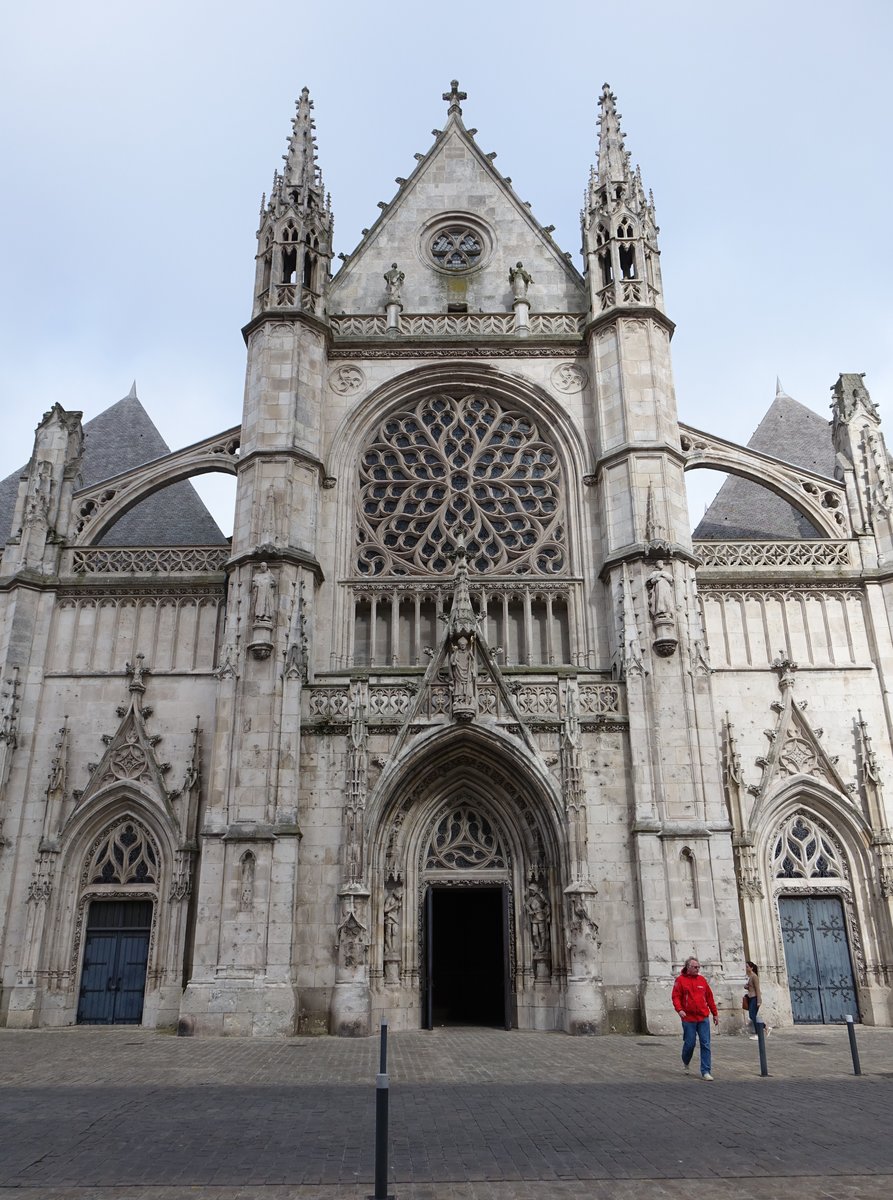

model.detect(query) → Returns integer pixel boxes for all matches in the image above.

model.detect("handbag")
[741,994,749,1010]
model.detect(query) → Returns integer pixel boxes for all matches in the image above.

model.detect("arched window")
[425,805,508,871]
[88,819,158,885]
[772,812,844,879]
[680,847,699,908]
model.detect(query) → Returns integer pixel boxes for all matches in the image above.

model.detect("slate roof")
[0,391,228,548]
[693,390,837,540]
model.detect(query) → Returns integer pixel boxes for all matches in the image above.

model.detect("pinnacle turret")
[252,87,334,320]
[582,84,663,316]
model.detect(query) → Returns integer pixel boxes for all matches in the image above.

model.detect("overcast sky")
[2,1,891,534]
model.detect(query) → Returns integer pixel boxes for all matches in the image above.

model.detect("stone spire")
[595,83,630,192]
[252,87,333,319]
[280,87,325,205]
[582,84,663,316]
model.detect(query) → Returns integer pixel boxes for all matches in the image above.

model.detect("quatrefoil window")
[429,226,483,271]
[356,391,566,576]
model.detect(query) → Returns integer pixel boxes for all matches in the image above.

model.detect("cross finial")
[443,79,467,116]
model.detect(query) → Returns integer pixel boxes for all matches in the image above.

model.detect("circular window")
[429,226,483,271]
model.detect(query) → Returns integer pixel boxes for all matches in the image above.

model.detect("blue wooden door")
[77,900,151,1025]
[779,895,859,1024]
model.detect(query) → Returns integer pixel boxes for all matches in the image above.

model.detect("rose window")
[429,227,483,270]
[357,391,566,576]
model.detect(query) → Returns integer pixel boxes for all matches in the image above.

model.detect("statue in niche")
[337,906,367,970]
[383,884,403,956]
[449,634,477,711]
[383,262,404,304]
[646,559,675,624]
[525,881,551,957]
[239,853,255,911]
[251,562,275,623]
[48,747,66,795]
[25,461,53,523]
[509,261,533,300]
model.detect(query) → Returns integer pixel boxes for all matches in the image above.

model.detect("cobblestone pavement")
[1,1024,892,1199]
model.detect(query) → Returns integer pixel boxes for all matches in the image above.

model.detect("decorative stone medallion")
[551,363,588,394]
[329,364,366,395]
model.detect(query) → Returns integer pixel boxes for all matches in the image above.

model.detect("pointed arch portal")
[368,725,566,1031]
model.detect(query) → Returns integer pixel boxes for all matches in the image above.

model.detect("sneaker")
[749,1034,758,1040]
[701,1072,714,1080]
[765,1027,771,1037]
[683,1063,690,1073]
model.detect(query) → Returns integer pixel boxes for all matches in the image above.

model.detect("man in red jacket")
[671,956,719,1080]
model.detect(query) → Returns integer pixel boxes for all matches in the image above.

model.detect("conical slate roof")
[0,388,228,548]
[693,387,837,540]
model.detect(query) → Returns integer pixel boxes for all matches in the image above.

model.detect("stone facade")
[1,83,891,1036]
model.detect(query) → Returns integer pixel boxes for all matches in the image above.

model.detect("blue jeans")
[747,996,761,1034]
[681,1018,711,1075]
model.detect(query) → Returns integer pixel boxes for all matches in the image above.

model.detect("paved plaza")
[1,1023,892,1199]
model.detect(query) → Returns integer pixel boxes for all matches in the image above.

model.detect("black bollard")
[845,1014,862,1076]
[369,1021,394,1200]
[755,1021,769,1076]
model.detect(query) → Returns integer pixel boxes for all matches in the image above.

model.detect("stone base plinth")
[179,978,298,1036]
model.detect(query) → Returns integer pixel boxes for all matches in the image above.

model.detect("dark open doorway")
[424,885,509,1028]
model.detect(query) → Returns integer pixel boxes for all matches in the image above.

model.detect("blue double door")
[779,895,859,1024]
[77,899,152,1025]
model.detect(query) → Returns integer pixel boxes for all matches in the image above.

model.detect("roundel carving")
[356,391,566,577]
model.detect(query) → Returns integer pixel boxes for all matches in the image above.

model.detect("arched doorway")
[369,736,566,1033]
[420,805,513,1028]
[772,812,860,1024]
[75,818,159,1026]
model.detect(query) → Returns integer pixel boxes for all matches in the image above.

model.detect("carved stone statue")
[383,262,405,304]
[646,559,674,623]
[251,562,275,623]
[383,884,403,956]
[449,634,476,711]
[25,461,53,524]
[525,882,551,956]
[509,261,533,301]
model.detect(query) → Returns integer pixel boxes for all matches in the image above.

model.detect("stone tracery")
[357,391,566,577]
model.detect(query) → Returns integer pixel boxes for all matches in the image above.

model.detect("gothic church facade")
[1,82,892,1036]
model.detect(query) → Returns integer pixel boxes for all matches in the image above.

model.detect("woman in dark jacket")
[745,961,769,1039]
